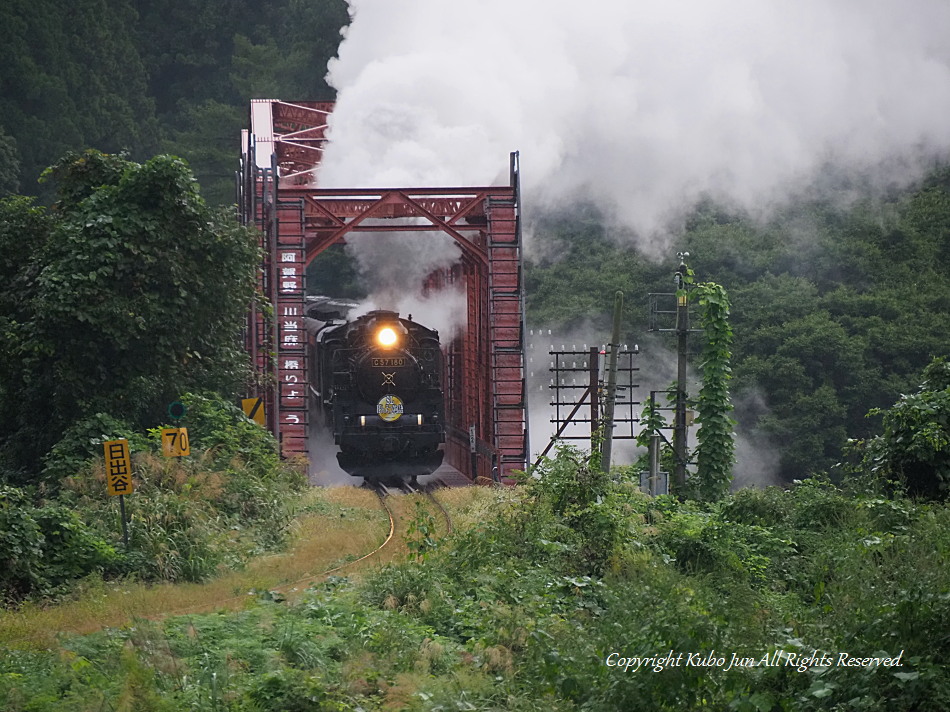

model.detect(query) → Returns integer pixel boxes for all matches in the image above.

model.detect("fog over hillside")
[319,0,950,253]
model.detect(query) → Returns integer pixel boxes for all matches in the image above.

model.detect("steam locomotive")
[308,303,445,483]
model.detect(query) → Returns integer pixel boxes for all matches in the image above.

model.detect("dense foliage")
[0,392,304,603]
[0,151,260,484]
[2,452,948,710]
[0,0,350,204]
[527,170,950,482]
[859,356,950,499]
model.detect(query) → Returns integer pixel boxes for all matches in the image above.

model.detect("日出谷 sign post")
[103,438,133,546]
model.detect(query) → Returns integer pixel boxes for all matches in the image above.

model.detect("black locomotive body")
[310,309,445,482]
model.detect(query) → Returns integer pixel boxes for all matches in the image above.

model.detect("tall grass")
[5,455,947,711]
[0,487,394,648]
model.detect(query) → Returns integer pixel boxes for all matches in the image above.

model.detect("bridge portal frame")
[239,100,527,480]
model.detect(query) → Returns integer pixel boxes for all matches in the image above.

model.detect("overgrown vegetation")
[527,169,950,482]
[0,150,303,604]
[855,356,950,499]
[692,280,736,500]
[3,453,948,710]
[631,275,736,501]
[1,392,305,603]
[0,0,350,204]
[0,151,259,486]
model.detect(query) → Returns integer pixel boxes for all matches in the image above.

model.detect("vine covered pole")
[694,281,736,500]
[600,290,624,472]
[673,253,690,492]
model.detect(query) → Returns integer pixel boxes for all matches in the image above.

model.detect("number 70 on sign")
[161,427,190,457]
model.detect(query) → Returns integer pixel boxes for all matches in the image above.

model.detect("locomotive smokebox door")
[356,351,421,403]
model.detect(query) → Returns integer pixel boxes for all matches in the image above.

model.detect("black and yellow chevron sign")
[242,397,265,426]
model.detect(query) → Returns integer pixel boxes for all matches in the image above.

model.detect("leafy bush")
[0,486,45,600]
[524,445,635,574]
[172,392,285,480]
[31,505,120,589]
[864,356,950,499]
[0,485,118,601]
[244,668,344,712]
[785,476,855,530]
[21,393,307,592]
[42,412,148,487]
[652,508,792,584]
[718,484,791,526]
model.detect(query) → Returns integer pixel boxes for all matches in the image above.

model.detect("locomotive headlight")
[376,326,398,348]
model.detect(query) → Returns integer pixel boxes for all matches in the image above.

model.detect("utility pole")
[600,290,623,472]
[673,253,690,492]
[589,345,600,441]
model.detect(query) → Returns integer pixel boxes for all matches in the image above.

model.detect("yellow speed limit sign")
[161,427,191,457]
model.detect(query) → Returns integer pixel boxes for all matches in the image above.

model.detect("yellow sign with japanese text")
[161,427,191,457]
[104,439,134,496]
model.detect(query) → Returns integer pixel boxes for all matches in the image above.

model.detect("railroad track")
[416,481,454,535]
[372,479,454,536]
[266,480,453,598]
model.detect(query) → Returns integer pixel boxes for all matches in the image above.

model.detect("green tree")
[525,205,668,331]
[0,126,20,196]
[0,196,50,317]
[735,310,864,477]
[866,357,950,499]
[2,0,351,205]
[131,0,252,118]
[161,100,246,205]
[0,151,260,483]
[0,0,158,198]
[229,0,349,102]
[0,196,51,481]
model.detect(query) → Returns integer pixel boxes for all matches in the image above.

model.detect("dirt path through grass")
[1,485,492,651]
[0,487,392,649]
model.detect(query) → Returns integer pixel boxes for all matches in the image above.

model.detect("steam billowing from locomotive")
[311,1,950,479]
[321,0,950,252]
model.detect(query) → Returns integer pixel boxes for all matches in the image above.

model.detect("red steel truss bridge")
[238,100,528,482]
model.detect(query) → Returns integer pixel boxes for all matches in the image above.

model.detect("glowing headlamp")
[377,326,398,347]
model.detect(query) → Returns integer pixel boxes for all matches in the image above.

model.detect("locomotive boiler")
[309,307,445,482]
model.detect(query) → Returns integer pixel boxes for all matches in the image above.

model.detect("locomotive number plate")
[372,357,405,367]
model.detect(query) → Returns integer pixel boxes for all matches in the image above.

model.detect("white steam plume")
[307,416,353,486]
[344,229,467,339]
[321,0,950,251]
